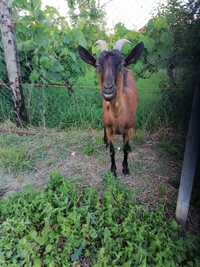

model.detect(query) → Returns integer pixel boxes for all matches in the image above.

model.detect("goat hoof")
[122,168,130,175]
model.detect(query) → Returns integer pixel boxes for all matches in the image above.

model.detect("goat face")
[78,40,144,101]
[97,50,124,101]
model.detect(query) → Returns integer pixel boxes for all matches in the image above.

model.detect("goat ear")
[78,45,96,67]
[124,42,144,66]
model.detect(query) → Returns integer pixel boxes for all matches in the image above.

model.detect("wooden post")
[176,86,200,226]
[0,0,28,126]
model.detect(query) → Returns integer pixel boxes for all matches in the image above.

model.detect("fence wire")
[0,79,163,129]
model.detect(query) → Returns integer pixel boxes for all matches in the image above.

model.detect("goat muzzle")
[102,85,115,101]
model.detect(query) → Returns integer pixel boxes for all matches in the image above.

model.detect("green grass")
[0,134,33,173]
[0,147,32,173]
[0,172,199,266]
[0,70,167,131]
[136,70,168,130]
[133,129,146,144]
[0,90,14,122]
[24,84,102,129]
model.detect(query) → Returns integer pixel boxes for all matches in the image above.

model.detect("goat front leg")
[110,142,117,176]
[103,127,108,148]
[122,130,132,175]
[106,127,117,176]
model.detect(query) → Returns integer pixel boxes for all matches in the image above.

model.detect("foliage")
[2,0,106,87]
[12,0,86,85]
[0,0,108,127]
[0,172,200,266]
[157,0,200,130]
[66,0,106,48]
[110,16,173,80]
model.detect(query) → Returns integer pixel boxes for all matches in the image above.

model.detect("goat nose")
[104,83,114,91]
[104,80,114,88]
[105,82,113,87]
[104,87,113,95]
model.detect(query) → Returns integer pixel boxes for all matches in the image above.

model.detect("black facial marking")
[97,50,124,76]
[123,69,128,88]
[97,50,124,101]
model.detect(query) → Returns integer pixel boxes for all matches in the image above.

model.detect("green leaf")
[33,258,42,267]
[30,70,40,82]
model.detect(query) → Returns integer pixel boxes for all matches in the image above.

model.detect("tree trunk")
[0,0,28,127]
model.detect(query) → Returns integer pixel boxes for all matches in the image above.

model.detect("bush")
[0,172,199,266]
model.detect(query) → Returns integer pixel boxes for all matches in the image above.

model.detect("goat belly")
[103,116,134,135]
[114,125,125,135]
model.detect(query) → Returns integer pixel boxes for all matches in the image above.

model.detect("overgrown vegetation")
[157,0,200,130]
[0,172,199,266]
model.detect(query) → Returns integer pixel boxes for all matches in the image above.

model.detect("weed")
[158,138,184,160]
[159,183,167,198]
[134,129,146,144]
[0,172,199,266]
[82,143,95,156]
[0,146,33,173]
[81,133,104,157]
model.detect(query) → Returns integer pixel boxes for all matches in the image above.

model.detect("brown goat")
[78,39,144,176]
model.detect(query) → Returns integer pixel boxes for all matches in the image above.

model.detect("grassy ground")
[0,123,181,210]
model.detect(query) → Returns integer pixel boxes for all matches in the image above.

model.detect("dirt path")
[0,126,179,198]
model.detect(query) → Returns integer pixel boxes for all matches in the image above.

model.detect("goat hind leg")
[106,127,117,176]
